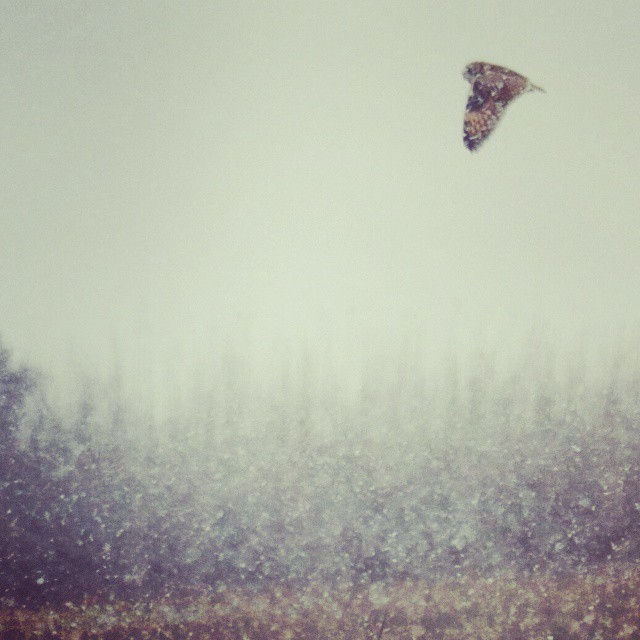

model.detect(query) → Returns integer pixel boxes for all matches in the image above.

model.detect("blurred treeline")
[1,334,640,608]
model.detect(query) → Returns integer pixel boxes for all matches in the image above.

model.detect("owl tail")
[528,82,545,93]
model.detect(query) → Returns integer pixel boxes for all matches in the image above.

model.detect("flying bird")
[462,62,545,151]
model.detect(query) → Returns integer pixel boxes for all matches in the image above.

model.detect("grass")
[2,564,639,639]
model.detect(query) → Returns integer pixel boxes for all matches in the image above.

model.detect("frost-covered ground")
[1,337,640,637]
[3,565,640,639]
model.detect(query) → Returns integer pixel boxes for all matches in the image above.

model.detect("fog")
[2,1,640,415]
[2,2,640,635]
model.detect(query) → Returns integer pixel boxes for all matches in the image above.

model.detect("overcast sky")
[2,1,639,406]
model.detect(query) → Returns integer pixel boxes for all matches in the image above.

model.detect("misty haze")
[2,2,640,639]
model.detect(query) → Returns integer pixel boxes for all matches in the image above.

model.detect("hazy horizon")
[2,2,640,415]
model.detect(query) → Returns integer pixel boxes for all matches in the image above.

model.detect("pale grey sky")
[2,1,640,408]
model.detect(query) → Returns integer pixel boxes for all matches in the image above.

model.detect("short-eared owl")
[462,62,545,151]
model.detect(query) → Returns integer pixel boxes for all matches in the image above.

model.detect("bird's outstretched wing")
[462,62,543,152]
[463,93,506,151]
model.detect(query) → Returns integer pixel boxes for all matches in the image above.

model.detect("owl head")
[463,62,487,84]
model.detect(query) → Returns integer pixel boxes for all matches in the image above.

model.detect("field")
[2,339,640,639]
[2,564,640,639]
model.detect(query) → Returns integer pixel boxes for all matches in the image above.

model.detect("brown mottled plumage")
[462,62,544,151]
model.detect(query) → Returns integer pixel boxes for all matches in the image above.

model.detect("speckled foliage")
[2,565,640,639]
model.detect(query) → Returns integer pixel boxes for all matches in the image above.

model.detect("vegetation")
[1,565,640,639]
[1,335,640,637]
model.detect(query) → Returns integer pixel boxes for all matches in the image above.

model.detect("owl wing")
[463,93,506,151]
[463,70,531,151]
